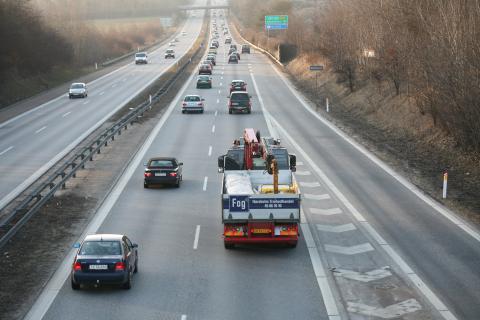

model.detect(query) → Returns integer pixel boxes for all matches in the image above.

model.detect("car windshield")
[185,96,201,101]
[149,159,175,167]
[229,56,237,60]
[136,53,146,57]
[231,93,249,101]
[71,84,84,89]
[80,241,122,256]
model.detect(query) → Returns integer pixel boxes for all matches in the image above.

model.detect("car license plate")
[252,228,271,234]
[155,173,166,176]
[89,264,108,270]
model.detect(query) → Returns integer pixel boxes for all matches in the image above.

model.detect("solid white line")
[62,111,71,117]
[253,70,458,319]
[0,146,13,156]
[208,146,212,156]
[193,225,201,250]
[269,54,480,243]
[211,125,215,133]
[35,126,47,134]
[22,55,199,320]
[203,176,208,191]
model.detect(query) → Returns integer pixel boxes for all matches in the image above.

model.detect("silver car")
[69,83,87,99]
[182,95,205,114]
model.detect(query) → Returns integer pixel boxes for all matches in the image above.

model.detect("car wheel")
[175,179,180,188]
[224,242,235,249]
[123,271,132,290]
[71,279,80,290]
[228,109,232,114]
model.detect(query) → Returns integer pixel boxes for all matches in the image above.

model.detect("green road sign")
[265,15,288,30]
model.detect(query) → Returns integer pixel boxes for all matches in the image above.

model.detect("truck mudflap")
[223,221,299,248]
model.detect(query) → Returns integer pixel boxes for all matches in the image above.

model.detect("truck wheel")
[224,242,235,249]
[71,279,80,290]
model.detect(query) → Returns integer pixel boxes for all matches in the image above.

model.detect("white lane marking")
[208,146,212,156]
[211,125,215,133]
[304,193,331,201]
[62,111,71,118]
[219,82,222,86]
[256,81,457,319]
[22,56,199,320]
[269,53,480,244]
[317,223,356,233]
[220,76,223,79]
[221,71,224,74]
[333,267,392,282]
[181,315,187,320]
[216,98,219,103]
[251,72,341,319]
[193,225,201,250]
[203,176,208,191]
[0,146,14,156]
[310,207,342,216]
[35,126,47,134]
[295,170,311,176]
[299,182,321,188]
[214,110,218,117]
[218,89,221,94]
[99,91,105,96]
[325,243,375,255]
[347,299,422,319]
[83,101,89,105]
[0,25,201,212]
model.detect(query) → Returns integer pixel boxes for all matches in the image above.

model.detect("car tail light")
[169,172,177,177]
[144,172,152,177]
[182,102,186,106]
[73,261,81,271]
[115,262,125,271]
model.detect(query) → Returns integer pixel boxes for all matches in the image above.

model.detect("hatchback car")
[71,234,138,290]
[230,80,247,93]
[144,157,183,187]
[241,44,251,54]
[228,91,252,114]
[69,83,87,99]
[182,94,205,113]
[228,54,238,64]
[199,63,212,75]
[165,49,175,59]
[196,75,212,89]
[134,52,148,64]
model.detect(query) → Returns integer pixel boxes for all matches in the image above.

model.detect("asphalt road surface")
[0,5,205,212]
[23,9,480,320]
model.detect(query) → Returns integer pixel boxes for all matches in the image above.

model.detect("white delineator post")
[95,62,98,70]
[442,170,448,198]
[326,98,330,112]
[149,94,152,104]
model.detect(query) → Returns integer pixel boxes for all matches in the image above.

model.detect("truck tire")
[224,242,235,249]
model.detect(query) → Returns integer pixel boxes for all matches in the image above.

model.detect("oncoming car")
[71,234,138,290]
[144,157,183,187]
[69,83,87,99]
[134,52,148,64]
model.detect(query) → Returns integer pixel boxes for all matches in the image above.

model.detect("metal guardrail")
[0,36,206,248]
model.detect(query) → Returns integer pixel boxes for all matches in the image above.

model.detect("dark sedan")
[144,157,183,188]
[71,234,138,290]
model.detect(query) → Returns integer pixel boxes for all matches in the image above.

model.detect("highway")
[23,9,480,320]
[0,5,205,212]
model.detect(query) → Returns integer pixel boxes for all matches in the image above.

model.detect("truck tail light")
[73,261,81,271]
[224,225,246,237]
[115,262,125,271]
[276,224,298,236]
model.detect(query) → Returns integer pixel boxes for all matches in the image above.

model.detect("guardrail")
[0,26,208,249]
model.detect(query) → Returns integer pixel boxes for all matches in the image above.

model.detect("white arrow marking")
[299,182,321,188]
[310,207,341,215]
[325,243,374,255]
[333,266,392,282]
[295,170,311,176]
[317,223,356,233]
[304,194,331,201]
[347,299,422,319]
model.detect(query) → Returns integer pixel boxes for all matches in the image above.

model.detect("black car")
[241,44,251,54]
[228,54,238,64]
[230,80,247,93]
[144,157,183,188]
[71,234,138,290]
[228,91,252,114]
[196,75,212,89]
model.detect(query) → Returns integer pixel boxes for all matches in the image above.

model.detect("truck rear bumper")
[224,236,298,244]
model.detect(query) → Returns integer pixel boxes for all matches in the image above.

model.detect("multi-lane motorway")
[10,7,480,320]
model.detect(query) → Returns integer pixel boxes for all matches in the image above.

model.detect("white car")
[135,52,148,64]
[169,42,175,47]
[69,83,87,99]
[182,95,204,113]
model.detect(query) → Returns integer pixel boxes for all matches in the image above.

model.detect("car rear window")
[149,159,175,167]
[71,84,84,89]
[80,241,122,255]
[232,81,244,86]
[185,96,201,101]
[231,93,249,101]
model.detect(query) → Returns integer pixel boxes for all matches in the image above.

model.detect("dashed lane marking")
[203,176,208,191]
[83,101,89,105]
[99,91,105,96]
[62,112,72,118]
[193,225,201,250]
[35,126,47,134]
[211,125,215,133]
[208,146,212,156]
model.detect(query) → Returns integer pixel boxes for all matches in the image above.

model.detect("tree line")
[232,0,480,152]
